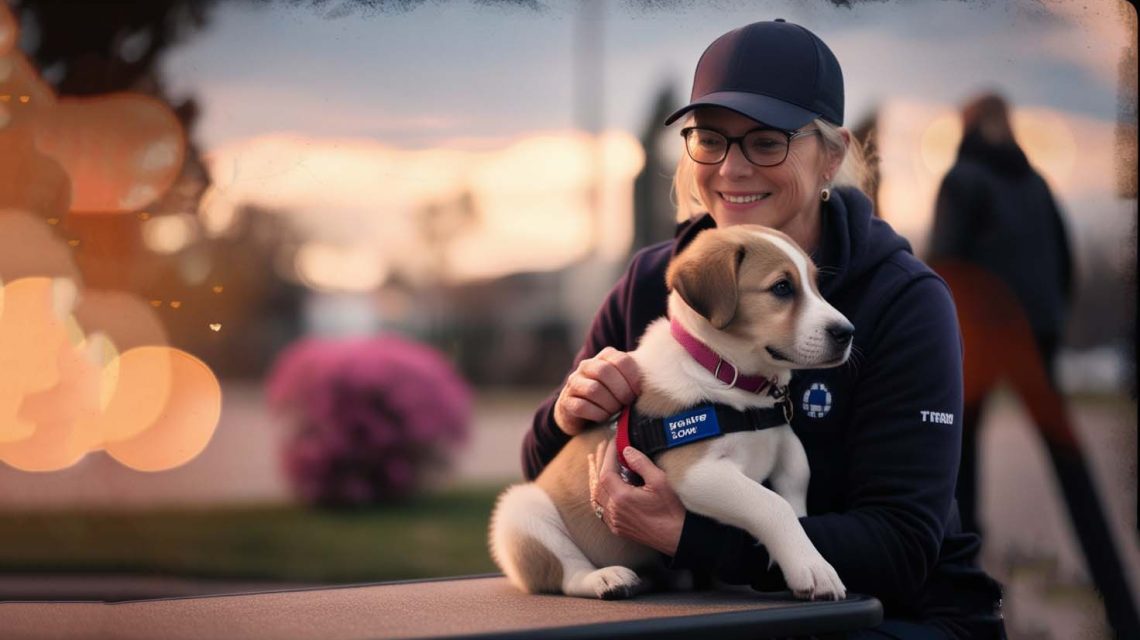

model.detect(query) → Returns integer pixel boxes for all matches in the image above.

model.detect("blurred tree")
[146,204,306,379]
[13,0,217,287]
[849,107,880,215]
[414,190,481,284]
[630,80,679,254]
[13,0,214,96]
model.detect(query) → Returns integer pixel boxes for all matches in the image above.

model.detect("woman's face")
[692,107,836,234]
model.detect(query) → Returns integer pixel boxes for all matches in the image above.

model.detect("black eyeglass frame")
[679,126,821,167]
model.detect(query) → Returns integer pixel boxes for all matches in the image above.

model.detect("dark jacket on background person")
[521,187,1004,639]
[928,130,1073,352]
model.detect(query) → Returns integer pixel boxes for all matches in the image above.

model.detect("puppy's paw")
[586,566,642,600]
[782,554,846,601]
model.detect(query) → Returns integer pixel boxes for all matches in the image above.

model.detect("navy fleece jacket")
[520,187,1003,637]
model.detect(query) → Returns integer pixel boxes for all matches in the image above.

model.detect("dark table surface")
[0,574,882,639]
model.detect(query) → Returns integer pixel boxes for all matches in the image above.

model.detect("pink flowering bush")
[266,335,472,506]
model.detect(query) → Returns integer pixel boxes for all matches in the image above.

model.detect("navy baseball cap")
[664,19,844,131]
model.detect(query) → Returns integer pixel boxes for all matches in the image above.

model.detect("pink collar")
[669,317,778,395]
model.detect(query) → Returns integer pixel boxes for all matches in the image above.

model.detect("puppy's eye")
[770,280,794,299]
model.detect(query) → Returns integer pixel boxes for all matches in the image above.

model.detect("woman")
[521,20,1004,639]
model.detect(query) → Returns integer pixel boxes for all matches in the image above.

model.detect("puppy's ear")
[667,232,744,329]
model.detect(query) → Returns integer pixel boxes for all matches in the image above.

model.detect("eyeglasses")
[680,126,820,167]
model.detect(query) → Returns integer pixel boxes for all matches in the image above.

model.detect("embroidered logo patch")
[802,382,833,419]
[661,405,721,447]
[921,410,954,424]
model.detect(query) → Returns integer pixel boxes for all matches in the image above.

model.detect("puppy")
[489,225,853,601]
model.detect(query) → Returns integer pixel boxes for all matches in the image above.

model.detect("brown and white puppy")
[489,225,853,601]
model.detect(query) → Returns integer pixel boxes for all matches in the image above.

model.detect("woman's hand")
[553,347,641,436]
[588,438,686,556]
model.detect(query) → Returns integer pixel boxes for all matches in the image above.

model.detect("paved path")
[978,393,1137,638]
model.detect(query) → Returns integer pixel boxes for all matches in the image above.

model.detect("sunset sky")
[153,0,1135,288]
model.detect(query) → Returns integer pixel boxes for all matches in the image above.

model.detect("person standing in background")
[927,93,1075,538]
[928,93,1074,377]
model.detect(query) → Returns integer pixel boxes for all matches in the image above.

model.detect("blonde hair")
[671,117,874,222]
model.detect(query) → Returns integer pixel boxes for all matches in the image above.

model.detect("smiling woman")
[522,18,1005,639]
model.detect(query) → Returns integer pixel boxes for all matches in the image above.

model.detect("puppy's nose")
[826,322,854,346]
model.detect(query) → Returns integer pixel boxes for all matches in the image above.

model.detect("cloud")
[163,1,1131,155]
[187,82,469,149]
[824,4,1130,123]
[877,98,1130,252]
[200,128,644,288]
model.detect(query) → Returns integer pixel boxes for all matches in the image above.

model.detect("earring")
[820,187,831,202]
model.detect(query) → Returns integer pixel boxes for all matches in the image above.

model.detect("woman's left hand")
[588,438,686,556]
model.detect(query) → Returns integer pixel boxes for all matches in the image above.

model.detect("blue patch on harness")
[662,405,721,447]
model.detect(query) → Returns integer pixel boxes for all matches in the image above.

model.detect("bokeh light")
[35,96,186,213]
[1012,109,1078,191]
[104,347,222,473]
[0,277,70,446]
[0,211,81,282]
[295,242,390,293]
[919,113,961,179]
[141,212,199,254]
[0,274,220,471]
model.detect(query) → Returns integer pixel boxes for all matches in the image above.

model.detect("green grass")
[0,484,507,583]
